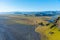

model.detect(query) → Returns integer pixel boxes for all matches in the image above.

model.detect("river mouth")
[0,16,40,40]
[6,23,40,40]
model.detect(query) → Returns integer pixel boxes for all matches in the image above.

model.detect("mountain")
[14,11,60,16]
[35,11,60,16]
[0,11,60,16]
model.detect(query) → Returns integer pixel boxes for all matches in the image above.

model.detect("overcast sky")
[0,0,60,12]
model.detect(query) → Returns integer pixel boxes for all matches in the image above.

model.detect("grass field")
[1,14,52,26]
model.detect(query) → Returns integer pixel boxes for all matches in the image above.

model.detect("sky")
[0,0,60,12]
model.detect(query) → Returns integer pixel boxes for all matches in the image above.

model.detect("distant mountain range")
[0,11,60,16]
[14,11,60,16]
[34,11,60,16]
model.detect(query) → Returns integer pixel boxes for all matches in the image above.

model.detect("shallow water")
[0,17,40,40]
